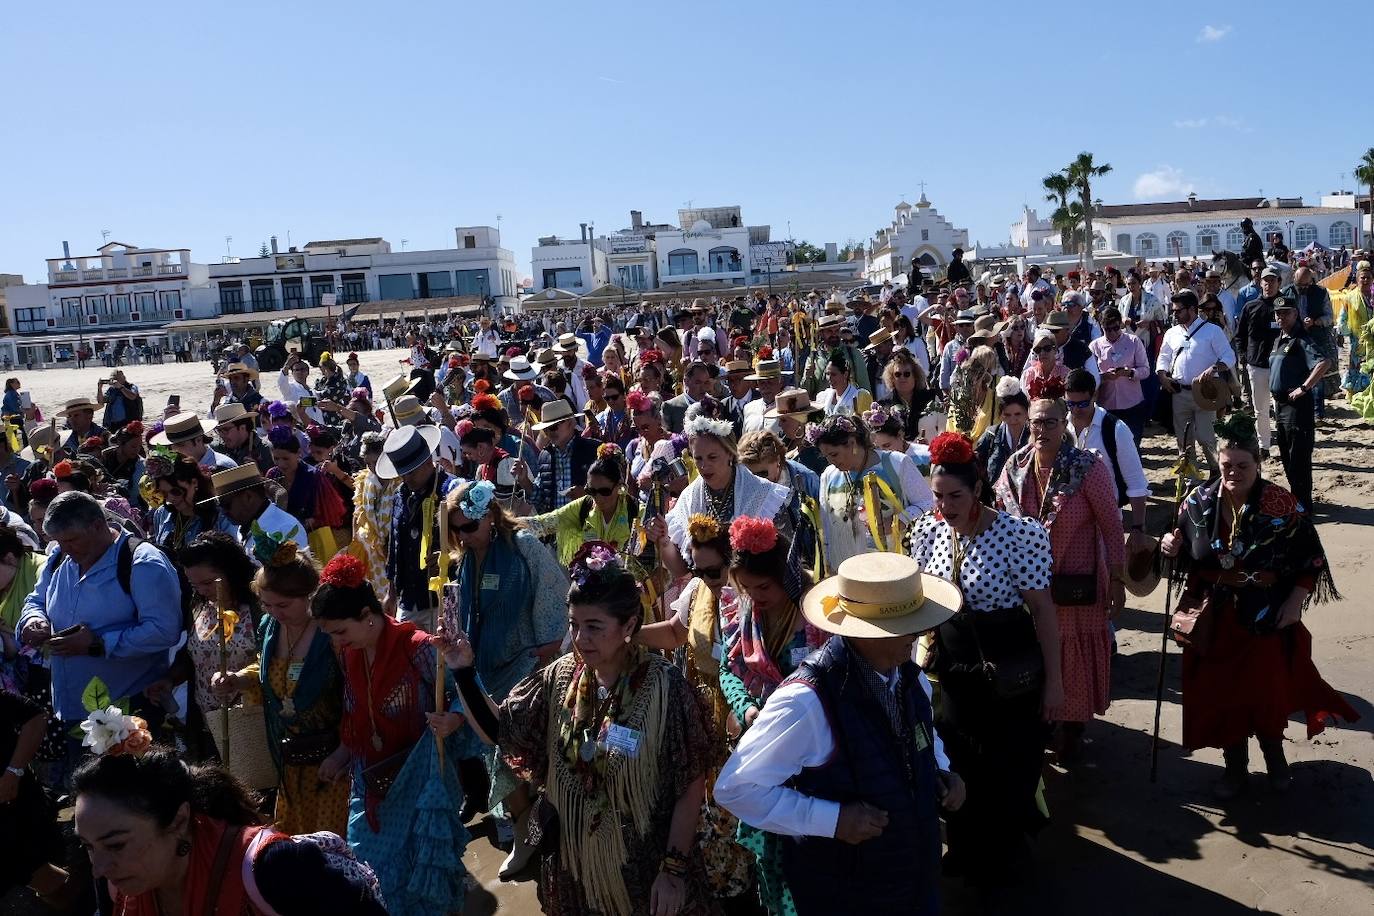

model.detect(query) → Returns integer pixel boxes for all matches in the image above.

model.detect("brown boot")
[1212,743,1249,801]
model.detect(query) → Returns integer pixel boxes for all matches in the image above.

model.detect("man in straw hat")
[152,412,238,471]
[376,424,454,628]
[555,333,592,409]
[206,463,309,554]
[211,361,263,414]
[741,359,785,436]
[518,400,599,513]
[56,396,107,454]
[715,552,965,914]
[764,388,826,475]
[212,403,272,472]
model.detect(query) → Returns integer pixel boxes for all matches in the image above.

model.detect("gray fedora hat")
[376,426,442,480]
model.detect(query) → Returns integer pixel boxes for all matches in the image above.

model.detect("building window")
[1116,233,1132,253]
[134,292,157,315]
[341,275,368,304]
[280,280,304,310]
[86,295,107,317]
[542,268,582,290]
[1165,231,1190,257]
[1330,221,1354,247]
[921,229,929,241]
[420,271,454,299]
[1135,233,1159,257]
[1225,227,1245,250]
[1293,223,1318,248]
[15,308,47,333]
[378,274,415,301]
[219,284,244,314]
[60,297,82,319]
[707,247,742,273]
[112,293,131,315]
[667,249,699,276]
[463,235,476,249]
[249,281,276,312]
[1196,229,1220,252]
[159,290,182,313]
[311,276,335,306]
[455,269,489,297]
[616,264,647,289]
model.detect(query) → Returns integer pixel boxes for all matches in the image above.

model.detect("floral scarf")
[723,594,802,701]
[994,441,1097,528]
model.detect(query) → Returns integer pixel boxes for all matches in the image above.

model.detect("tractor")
[254,317,329,373]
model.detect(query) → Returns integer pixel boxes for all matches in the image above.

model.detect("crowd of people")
[0,242,1365,916]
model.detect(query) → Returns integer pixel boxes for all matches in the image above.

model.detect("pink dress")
[1013,456,1123,722]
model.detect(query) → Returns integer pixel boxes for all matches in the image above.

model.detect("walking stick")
[1150,422,1193,783]
[216,580,233,768]
[434,501,448,772]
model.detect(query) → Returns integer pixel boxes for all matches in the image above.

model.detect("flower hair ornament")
[625,391,652,413]
[351,386,371,402]
[803,422,825,447]
[458,480,496,520]
[929,432,976,467]
[861,403,892,429]
[596,442,623,461]
[1213,410,1258,444]
[821,414,858,437]
[569,540,623,587]
[471,393,502,412]
[80,707,153,757]
[688,513,723,543]
[638,348,664,366]
[729,516,777,555]
[995,376,1025,400]
[51,459,75,480]
[249,521,303,567]
[517,384,538,405]
[320,553,368,589]
[684,414,733,439]
[266,400,292,419]
[1028,375,1066,401]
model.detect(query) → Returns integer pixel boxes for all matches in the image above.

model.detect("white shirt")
[741,398,782,437]
[276,372,324,425]
[1148,278,1173,306]
[474,329,502,358]
[714,669,948,838]
[1070,406,1150,500]
[1155,317,1236,383]
[247,502,311,558]
[563,358,592,410]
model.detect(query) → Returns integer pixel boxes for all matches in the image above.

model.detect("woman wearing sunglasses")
[521,445,638,567]
[1018,328,1069,400]
[879,349,938,443]
[443,480,569,878]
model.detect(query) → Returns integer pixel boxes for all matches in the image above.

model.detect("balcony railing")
[132,266,154,278]
[52,270,78,282]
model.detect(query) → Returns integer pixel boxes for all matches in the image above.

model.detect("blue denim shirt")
[18,533,183,721]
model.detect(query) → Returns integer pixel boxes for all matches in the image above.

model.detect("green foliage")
[791,241,827,265]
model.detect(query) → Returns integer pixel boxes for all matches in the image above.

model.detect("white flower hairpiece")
[684,415,734,439]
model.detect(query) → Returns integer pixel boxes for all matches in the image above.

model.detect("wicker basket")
[205,704,278,791]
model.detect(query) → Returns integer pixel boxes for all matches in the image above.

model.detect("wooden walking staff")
[215,579,235,767]
[433,499,449,772]
[1151,422,1194,783]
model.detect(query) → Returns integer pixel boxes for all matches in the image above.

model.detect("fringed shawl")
[666,463,789,554]
[994,441,1098,528]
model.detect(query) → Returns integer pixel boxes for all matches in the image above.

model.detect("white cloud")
[1197,24,1232,42]
[1134,167,1196,200]
[1172,114,1251,132]
[1173,118,1208,129]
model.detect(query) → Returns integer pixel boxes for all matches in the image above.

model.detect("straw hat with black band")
[199,463,268,505]
[57,397,99,417]
[221,362,259,381]
[213,403,253,430]
[764,388,820,421]
[802,552,961,639]
[531,400,576,431]
[392,395,427,427]
[150,412,215,446]
[745,359,783,382]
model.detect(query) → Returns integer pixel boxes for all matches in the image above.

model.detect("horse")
[1211,249,1292,291]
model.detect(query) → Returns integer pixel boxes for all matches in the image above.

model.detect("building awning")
[162,295,484,332]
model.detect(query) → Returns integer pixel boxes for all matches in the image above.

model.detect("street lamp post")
[617,267,629,311]
[1286,219,1295,250]
[763,257,773,297]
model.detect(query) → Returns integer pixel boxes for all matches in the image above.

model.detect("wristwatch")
[4,766,22,778]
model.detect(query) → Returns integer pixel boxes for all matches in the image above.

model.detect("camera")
[650,457,687,481]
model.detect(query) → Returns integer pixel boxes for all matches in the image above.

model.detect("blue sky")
[1,1,1364,281]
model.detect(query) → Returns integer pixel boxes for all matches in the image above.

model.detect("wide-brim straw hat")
[150,412,214,446]
[1191,374,1227,412]
[221,362,259,381]
[1041,311,1071,331]
[745,359,783,382]
[802,552,961,639]
[863,329,894,351]
[392,395,426,426]
[531,400,576,431]
[376,425,443,479]
[1123,534,1162,598]
[20,423,58,462]
[764,388,818,420]
[381,374,411,402]
[213,403,253,429]
[198,463,266,504]
[57,397,99,417]
[557,333,580,351]
[504,357,539,381]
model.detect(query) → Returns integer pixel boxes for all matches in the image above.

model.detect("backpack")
[48,533,144,597]
[1099,413,1129,508]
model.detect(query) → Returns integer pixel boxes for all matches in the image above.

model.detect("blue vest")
[781,636,941,916]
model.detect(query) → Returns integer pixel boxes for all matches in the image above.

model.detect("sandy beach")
[7,355,1372,916]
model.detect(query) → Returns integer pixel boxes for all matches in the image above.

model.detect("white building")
[531,224,609,292]
[656,206,755,288]
[204,227,519,317]
[1092,195,1359,259]
[2,241,209,366]
[604,210,675,292]
[863,195,970,284]
[1319,192,1370,246]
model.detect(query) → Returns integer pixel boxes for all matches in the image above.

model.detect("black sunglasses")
[690,564,724,580]
[586,486,616,497]
[450,518,481,535]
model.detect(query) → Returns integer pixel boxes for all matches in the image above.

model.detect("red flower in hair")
[625,391,651,413]
[473,379,491,394]
[471,393,501,412]
[638,348,664,365]
[581,364,599,380]
[28,478,58,503]
[82,436,105,451]
[517,384,537,404]
[928,432,975,467]
[758,345,774,359]
[729,516,777,555]
[51,460,74,479]
[447,356,461,369]
[454,419,475,440]
[122,421,145,439]
[732,334,749,349]
[320,554,367,589]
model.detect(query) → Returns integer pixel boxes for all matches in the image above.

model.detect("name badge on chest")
[604,723,642,759]
[481,573,501,591]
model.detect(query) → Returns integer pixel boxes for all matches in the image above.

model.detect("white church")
[863,194,970,285]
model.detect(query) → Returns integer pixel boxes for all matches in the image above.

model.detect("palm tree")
[1067,152,1112,270]
[1050,201,1087,253]
[1042,172,1073,254]
[1356,148,1374,247]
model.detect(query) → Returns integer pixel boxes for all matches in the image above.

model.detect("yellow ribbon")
[862,471,908,553]
[819,592,921,622]
[799,494,827,579]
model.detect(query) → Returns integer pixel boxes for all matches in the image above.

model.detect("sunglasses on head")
[586,486,616,497]
[450,518,481,535]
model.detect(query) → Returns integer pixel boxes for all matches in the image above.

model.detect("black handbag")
[1051,572,1098,607]
[279,730,337,766]
[967,610,1046,699]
